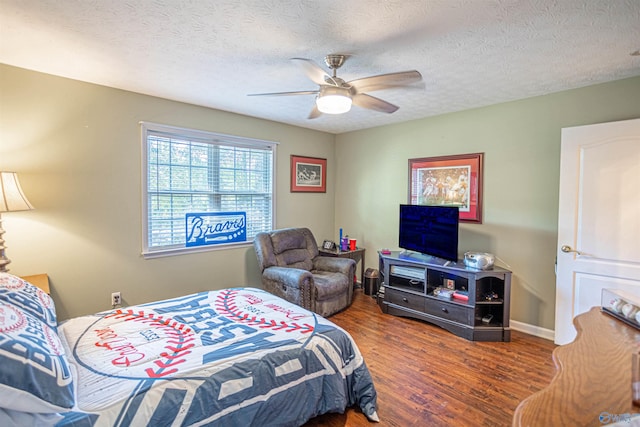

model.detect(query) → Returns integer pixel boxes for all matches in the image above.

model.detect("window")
[141,122,276,257]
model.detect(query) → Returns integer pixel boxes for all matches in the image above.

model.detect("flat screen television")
[398,204,459,262]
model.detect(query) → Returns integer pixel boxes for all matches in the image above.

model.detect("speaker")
[464,252,495,270]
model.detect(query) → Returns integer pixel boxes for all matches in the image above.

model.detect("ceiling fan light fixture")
[316,86,352,114]
[316,95,352,114]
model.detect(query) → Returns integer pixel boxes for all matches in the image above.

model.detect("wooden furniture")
[319,247,366,286]
[513,307,640,426]
[378,251,511,341]
[21,273,50,294]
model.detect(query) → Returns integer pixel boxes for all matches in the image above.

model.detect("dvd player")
[390,265,425,280]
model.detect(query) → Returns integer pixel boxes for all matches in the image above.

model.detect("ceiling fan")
[248,54,422,119]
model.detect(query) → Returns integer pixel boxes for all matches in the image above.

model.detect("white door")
[555,118,640,345]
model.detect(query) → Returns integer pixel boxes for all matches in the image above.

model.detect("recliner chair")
[253,227,355,317]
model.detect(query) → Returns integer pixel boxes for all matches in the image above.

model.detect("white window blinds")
[141,122,276,257]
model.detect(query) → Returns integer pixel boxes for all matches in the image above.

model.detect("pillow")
[0,273,57,330]
[0,299,75,413]
[0,408,63,427]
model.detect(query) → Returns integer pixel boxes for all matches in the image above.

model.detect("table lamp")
[0,172,34,272]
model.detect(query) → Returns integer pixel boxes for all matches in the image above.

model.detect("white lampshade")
[0,172,33,272]
[316,86,352,114]
[0,172,34,212]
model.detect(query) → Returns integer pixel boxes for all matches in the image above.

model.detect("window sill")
[142,241,254,259]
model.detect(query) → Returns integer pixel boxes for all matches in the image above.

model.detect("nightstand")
[318,247,366,286]
[21,273,50,294]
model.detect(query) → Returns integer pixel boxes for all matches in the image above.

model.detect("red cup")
[349,239,356,250]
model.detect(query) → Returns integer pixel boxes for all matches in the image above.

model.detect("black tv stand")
[378,251,511,342]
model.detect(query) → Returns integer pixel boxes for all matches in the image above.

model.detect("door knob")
[561,245,582,255]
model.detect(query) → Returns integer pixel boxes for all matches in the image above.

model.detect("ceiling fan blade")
[291,58,332,85]
[353,82,426,92]
[348,70,422,93]
[352,93,399,114]
[308,105,322,119]
[248,90,318,97]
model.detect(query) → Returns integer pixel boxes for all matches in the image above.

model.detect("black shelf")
[426,292,472,308]
[379,251,512,342]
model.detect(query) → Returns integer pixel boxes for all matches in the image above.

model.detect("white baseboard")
[509,319,555,341]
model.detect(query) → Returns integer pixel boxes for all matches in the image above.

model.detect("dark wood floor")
[303,289,557,427]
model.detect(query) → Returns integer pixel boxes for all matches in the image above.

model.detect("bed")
[0,272,378,426]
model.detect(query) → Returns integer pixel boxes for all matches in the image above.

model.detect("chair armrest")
[263,266,313,289]
[262,266,316,310]
[313,256,356,275]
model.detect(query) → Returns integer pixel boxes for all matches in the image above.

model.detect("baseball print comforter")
[56,287,378,426]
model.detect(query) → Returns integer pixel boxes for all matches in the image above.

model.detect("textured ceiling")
[1,0,639,134]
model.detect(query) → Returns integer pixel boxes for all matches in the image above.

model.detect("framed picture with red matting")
[291,155,327,193]
[409,153,484,223]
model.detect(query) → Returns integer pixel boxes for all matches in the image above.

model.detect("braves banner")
[185,211,246,247]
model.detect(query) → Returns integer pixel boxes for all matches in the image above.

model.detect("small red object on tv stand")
[453,291,469,301]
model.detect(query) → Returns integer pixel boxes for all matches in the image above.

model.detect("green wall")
[2,62,639,331]
[0,64,336,320]
[335,76,640,330]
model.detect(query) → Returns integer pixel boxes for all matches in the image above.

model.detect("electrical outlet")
[111,292,121,307]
